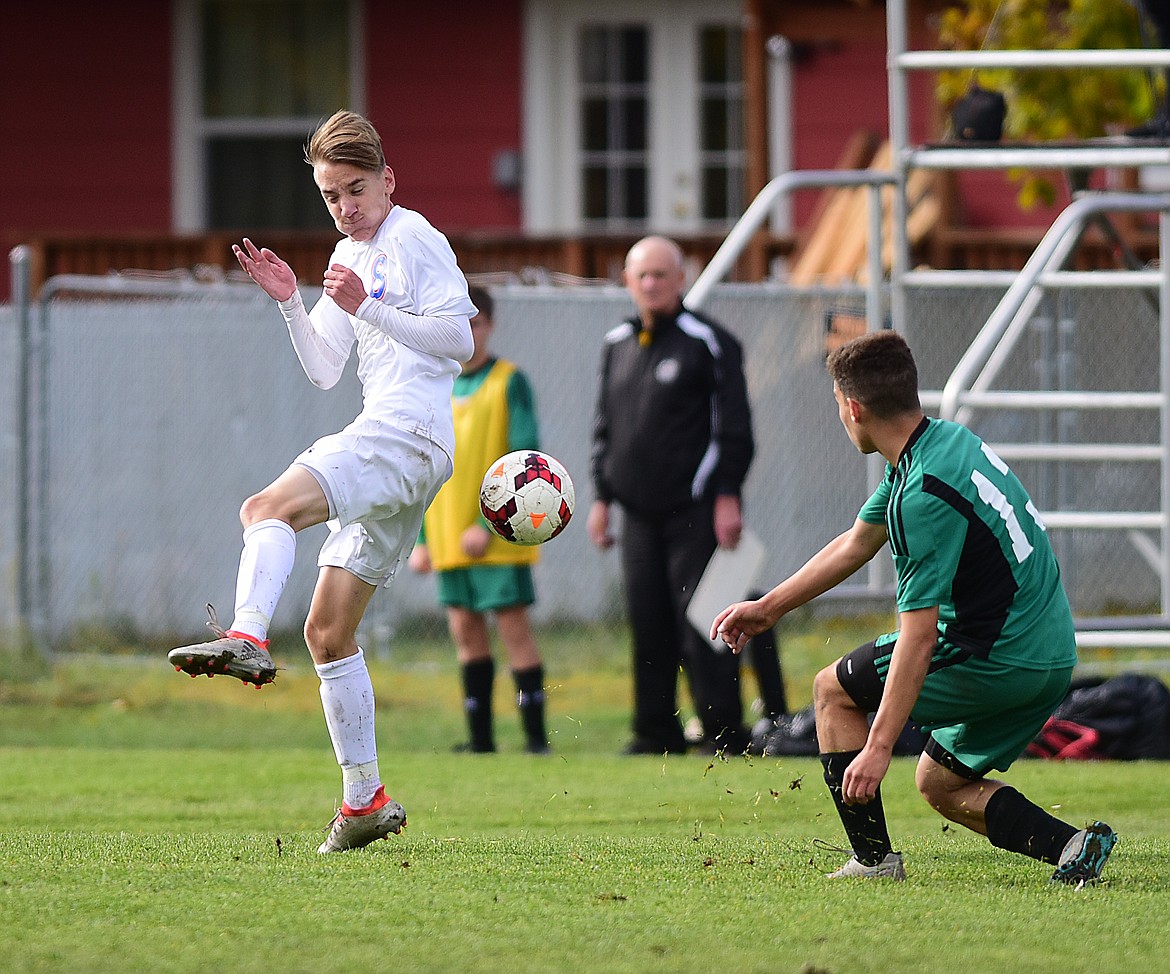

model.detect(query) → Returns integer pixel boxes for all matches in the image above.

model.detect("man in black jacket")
[588,236,755,754]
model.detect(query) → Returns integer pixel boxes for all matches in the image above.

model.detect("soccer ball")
[479,450,575,546]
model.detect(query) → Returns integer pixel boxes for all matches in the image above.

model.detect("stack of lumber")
[788,134,940,286]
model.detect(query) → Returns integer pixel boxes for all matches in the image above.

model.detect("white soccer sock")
[231,518,296,642]
[316,649,382,809]
[341,761,381,811]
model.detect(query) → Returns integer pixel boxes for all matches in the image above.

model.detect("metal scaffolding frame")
[889,0,1170,653]
[689,0,1170,656]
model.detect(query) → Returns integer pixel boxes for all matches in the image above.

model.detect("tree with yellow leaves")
[937,0,1160,206]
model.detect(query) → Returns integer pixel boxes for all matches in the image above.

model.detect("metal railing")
[684,2,1170,653]
[685,169,895,320]
[887,0,1170,649]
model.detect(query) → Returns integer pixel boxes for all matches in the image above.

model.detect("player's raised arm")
[233,237,297,302]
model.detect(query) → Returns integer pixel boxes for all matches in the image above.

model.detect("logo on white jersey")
[371,253,388,300]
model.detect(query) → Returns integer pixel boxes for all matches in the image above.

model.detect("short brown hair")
[305,110,386,172]
[826,330,920,418]
[468,285,494,320]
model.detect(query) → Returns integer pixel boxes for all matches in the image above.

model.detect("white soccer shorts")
[294,415,453,586]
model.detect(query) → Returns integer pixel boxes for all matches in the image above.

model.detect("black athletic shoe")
[451,741,496,754]
[621,737,687,756]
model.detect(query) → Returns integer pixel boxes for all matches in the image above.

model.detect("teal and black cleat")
[1051,822,1117,887]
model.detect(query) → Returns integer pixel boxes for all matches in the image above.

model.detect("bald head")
[623,236,686,327]
[626,235,684,271]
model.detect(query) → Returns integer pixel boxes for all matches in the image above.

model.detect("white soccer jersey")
[281,205,476,461]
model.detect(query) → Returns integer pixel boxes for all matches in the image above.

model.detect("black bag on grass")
[1047,672,1170,760]
[748,705,926,758]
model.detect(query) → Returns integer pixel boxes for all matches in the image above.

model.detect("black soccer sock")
[983,785,1078,864]
[513,665,548,749]
[461,658,496,752]
[821,750,895,866]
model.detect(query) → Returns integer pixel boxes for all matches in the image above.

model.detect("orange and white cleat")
[317,786,407,853]
[167,604,276,688]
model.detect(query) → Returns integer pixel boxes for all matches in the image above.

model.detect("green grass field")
[1,618,1166,974]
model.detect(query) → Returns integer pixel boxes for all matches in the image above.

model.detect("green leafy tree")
[937,0,1159,206]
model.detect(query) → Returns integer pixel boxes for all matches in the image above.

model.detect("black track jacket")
[591,306,754,516]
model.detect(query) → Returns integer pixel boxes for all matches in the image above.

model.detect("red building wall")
[1,0,1070,303]
[0,2,173,238]
[0,2,523,299]
[365,1,523,231]
[953,172,1067,231]
[790,38,899,227]
[784,18,1067,232]
[0,2,522,241]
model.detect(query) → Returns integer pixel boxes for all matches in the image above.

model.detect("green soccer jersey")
[858,417,1076,669]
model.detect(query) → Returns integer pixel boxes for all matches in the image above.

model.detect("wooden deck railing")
[9,231,778,296]
[6,224,1160,298]
[926,225,1161,272]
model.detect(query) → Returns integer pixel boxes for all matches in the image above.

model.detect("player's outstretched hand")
[711,597,772,654]
[841,744,891,805]
[233,237,297,302]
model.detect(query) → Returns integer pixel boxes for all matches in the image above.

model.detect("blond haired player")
[169,110,475,853]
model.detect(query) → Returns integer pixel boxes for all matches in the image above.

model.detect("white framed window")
[697,23,746,223]
[172,0,363,231]
[579,23,651,226]
[523,0,744,234]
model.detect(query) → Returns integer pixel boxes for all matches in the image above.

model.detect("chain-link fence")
[0,302,18,635]
[904,280,1164,615]
[1,271,1165,657]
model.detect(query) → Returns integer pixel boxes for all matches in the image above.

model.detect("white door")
[523,0,744,235]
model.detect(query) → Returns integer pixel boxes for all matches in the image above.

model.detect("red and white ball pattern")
[479,450,575,546]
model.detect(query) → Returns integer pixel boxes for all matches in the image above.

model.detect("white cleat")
[827,851,906,881]
[318,786,407,853]
[167,605,276,688]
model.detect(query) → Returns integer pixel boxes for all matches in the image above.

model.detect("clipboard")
[686,529,766,651]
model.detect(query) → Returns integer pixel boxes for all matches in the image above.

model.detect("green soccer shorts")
[836,632,1073,777]
[436,564,535,613]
